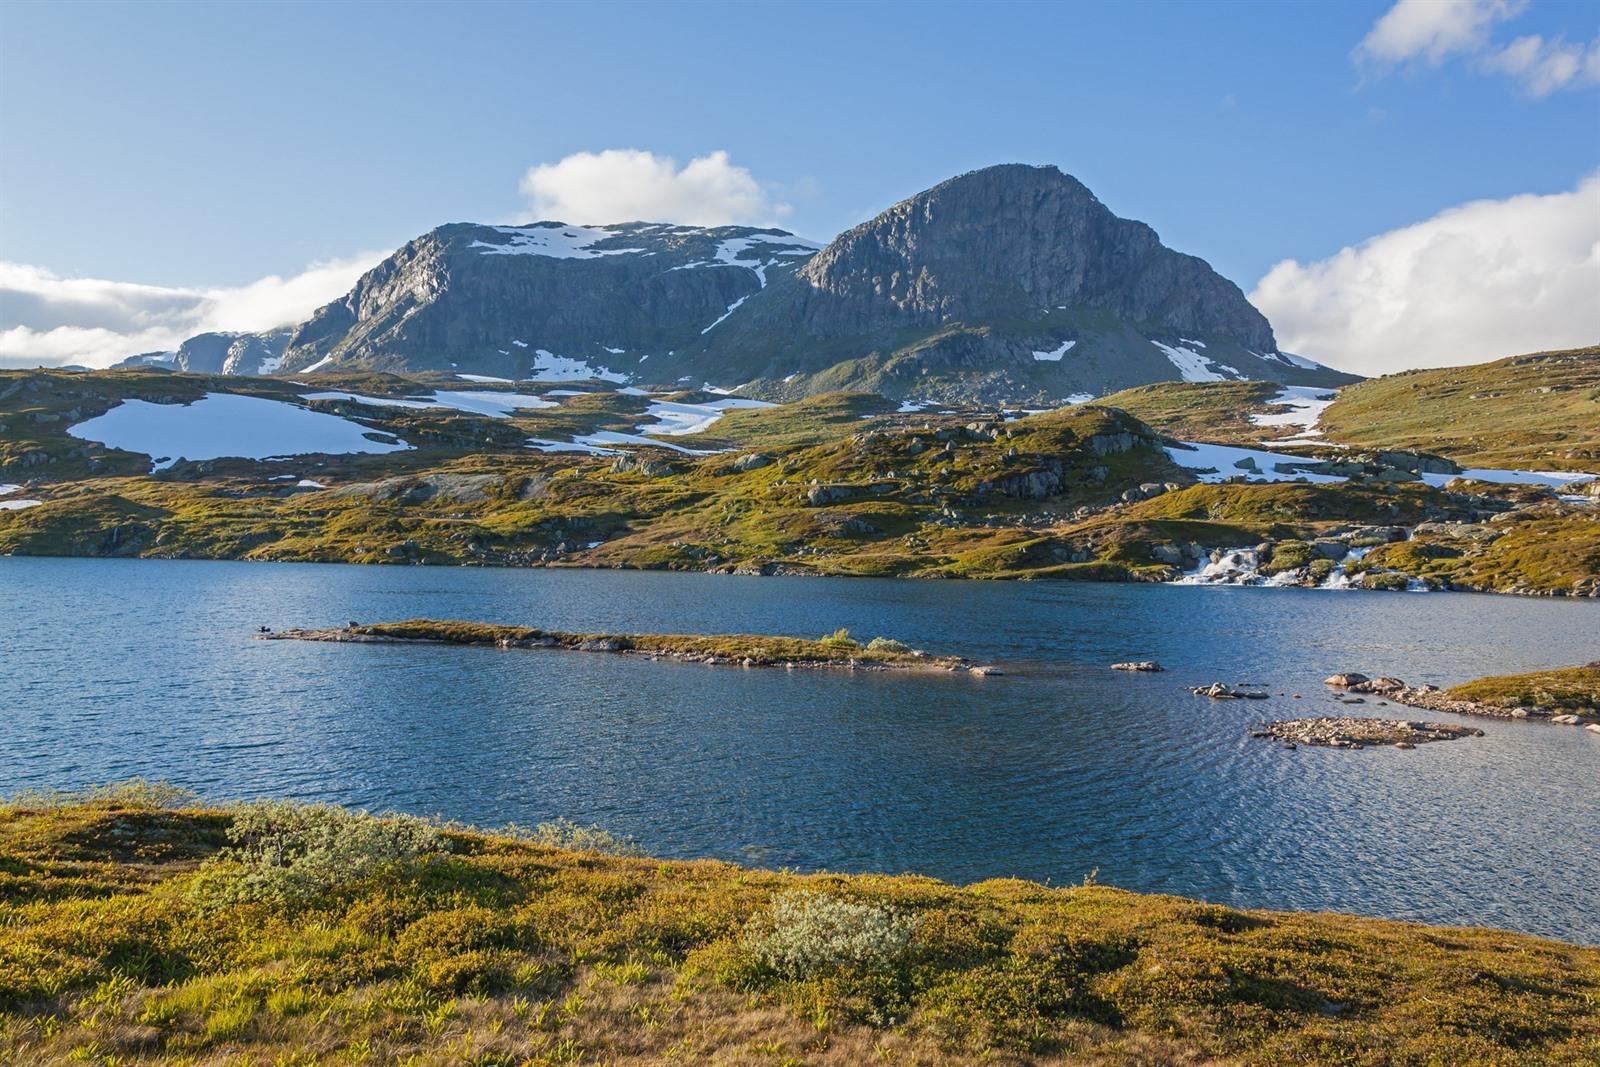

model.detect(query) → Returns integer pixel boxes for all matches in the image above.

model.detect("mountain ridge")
[119,165,1357,400]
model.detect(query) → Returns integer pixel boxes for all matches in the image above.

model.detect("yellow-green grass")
[1318,347,1600,472]
[1446,664,1600,716]
[1093,381,1293,445]
[284,619,964,669]
[2,793,1597,1066]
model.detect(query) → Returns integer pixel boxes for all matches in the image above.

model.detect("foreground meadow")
[2,785,1596,1065]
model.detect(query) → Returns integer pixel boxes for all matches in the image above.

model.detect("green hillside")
[1318,347,1600,472]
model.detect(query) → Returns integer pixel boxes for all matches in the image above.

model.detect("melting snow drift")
[67,393,412,470]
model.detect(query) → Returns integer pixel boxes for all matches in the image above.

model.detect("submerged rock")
[1111,661,1164,672]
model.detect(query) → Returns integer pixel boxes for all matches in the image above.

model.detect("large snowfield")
[66,393,413,470]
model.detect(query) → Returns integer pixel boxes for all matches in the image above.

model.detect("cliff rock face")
[801,164,1273,345]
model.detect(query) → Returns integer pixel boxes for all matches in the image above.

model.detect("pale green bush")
[191,800,445,907]
[504,818,644,857]
[744,891,915,979]
[865,637,912,654]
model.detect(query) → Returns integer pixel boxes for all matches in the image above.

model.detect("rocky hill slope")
[132,166,1354,404]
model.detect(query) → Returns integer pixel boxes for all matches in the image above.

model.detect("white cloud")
[1355,0,1599,95]
[1481,33,1600,95]
[0,253,384,369]
[1250,175,1600,376]
[516,149,789,227]
[1356,0,1523,65]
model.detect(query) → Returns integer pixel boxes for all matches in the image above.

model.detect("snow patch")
[471,224,644,260]
[1152,341,1242,383]
[303,389,557,418]
[455,373,513,384]
[1031,340,1077,361]
[1165,441,1345,484]
[0,484,21,497]
[528,349,628,383]
[700,294,749,334]
[528,438,616,455]
[0,498,42,511]
[1420,468,1597,490]
[637,398,774,437]
[1249,386,1336,438]
[67,393,411,471]
[302,355,335,373]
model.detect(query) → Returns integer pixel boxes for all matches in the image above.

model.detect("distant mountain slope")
[1319,347,1600,472]
[116,330,291,375]
[278,223,820,380]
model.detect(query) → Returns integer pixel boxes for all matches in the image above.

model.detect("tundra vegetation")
[2,356,1596,595]
[264,619,970,671]
[2,787,1597,1065]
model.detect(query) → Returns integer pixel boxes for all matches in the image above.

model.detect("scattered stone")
[1588,724,1600,734]
[1551,714,1581,725]
[1111,661,1164,672]
[969,665,1003,676]
[1257,718,1483,749]
[1324,673,1369,687]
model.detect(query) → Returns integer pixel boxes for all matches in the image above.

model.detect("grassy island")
[2,787,1597,1066]
[262,619,984,673]
[1445,663,1600,718]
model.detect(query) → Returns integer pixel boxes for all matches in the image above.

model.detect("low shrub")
[817,627,861,650]
[4,778,198,811]
[188,801,445,908]
[742,891,914,980]
[865,636,912,654]
[504,818,644,857]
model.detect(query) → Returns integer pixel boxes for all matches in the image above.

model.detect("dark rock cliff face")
[795,164,1273,347]
[279,223,820,379]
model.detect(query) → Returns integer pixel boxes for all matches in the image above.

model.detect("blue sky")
[1,0,1596,371]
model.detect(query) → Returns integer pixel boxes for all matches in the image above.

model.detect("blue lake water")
[2,556,1596,943]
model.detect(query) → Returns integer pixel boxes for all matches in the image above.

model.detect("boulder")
[1324,673,1369,687]
[1110,661,1164,672]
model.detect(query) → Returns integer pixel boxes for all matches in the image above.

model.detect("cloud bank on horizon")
[0,254,384,369]
[1251,173,1600,376]
[1355,0,1600,96]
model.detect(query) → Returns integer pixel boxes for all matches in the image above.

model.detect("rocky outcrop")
[1254,718,1483,749]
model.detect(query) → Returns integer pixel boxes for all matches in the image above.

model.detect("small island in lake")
[1325,665,1600,726]
[260,618,993,673]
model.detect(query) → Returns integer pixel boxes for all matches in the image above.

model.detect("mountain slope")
[140,165,1355,402]
[116,330,291,375]
[1319,347,1600,472]
[279,222,820,380]
[675,164,1354,402]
